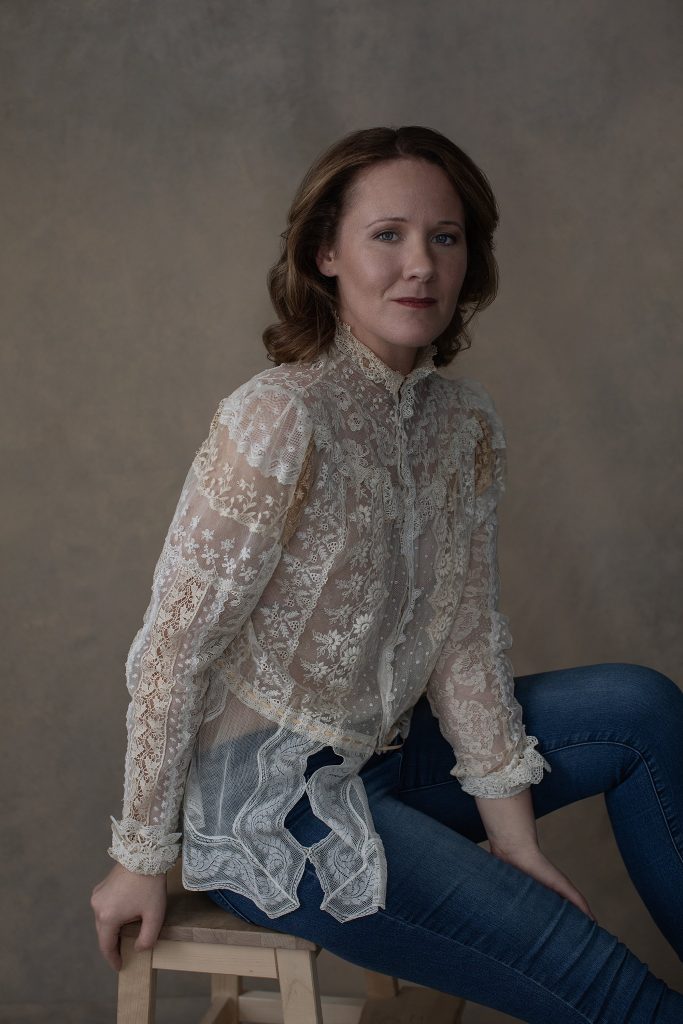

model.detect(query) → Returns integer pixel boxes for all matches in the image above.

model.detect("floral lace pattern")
[108,315,551,919]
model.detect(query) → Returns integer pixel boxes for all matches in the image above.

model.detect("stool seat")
[124,889,317,950]
[116,867,467,1023]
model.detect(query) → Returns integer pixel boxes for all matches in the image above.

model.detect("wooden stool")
[117,864,466,1023]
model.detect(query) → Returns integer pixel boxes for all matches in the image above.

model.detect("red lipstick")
[393,298,436,309]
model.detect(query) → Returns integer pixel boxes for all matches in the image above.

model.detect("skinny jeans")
[207,662,683,1023]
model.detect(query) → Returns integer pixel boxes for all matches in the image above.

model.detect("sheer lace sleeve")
[108,381,315,874]
[425,384,552,799]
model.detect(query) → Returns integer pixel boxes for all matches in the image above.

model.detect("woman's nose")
[402,240,436,279]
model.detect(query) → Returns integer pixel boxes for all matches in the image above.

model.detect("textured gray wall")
[2,1,681,1020]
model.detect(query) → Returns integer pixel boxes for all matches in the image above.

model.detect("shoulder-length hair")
[262,125,499,368]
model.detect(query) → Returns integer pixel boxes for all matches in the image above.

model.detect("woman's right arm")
[90,863,167,971]
[90,381,314,970]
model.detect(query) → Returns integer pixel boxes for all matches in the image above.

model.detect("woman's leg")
[207,661,683,1023]
[400,661,683,959]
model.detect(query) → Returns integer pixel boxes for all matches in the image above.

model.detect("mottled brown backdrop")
[2,1,681,1021]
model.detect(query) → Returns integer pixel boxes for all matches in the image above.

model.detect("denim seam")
[399,777,458,795]
[542,740,683,868]
[375,904,595,1023]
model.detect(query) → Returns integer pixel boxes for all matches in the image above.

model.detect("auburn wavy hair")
[262,125,500,369]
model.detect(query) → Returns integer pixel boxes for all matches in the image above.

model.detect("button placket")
[328,317,439,755]
[377,383,419,748]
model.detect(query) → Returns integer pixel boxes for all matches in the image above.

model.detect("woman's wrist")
[474,786,540,854]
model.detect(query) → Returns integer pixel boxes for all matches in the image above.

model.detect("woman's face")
[316,156,467,374]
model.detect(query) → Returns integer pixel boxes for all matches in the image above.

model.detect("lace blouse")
[108,316,552,923]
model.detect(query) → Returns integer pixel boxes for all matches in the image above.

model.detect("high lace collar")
[330,312,439,397]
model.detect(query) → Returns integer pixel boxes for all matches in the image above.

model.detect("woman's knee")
[594,662,682,730]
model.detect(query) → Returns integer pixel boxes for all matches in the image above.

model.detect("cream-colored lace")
[108,318,551,920]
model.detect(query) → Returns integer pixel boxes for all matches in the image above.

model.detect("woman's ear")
[316,245,337,278]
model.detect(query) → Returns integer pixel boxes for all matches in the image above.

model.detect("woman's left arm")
[477,787,597,922]
[425,384,596,921]
[425,383,552,811]
[474,786,539,854]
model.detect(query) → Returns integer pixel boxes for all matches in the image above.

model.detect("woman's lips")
[393,299,436,308]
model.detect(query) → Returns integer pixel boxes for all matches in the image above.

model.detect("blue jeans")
[206,662,683,1023]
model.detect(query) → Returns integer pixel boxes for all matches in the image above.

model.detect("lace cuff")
[107,815,182,875]
[452,734,552,799]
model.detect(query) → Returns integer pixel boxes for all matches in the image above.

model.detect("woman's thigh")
[400,660,683,958]
[211,764,682,1023]
[208,661,683,1022]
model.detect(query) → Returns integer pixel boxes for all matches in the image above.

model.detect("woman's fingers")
[575,894,597,923]
[548,874,597,923]
[134,905,167,952]
[90,862,168,972]
[94,913,124,972]
[492,847,598,924]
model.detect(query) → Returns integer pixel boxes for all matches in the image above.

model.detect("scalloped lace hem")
[108,816,181,875]
[453,735,552,799]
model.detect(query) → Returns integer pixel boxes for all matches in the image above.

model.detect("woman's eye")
[374,231,460,245]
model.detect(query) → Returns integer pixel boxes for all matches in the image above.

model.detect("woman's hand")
[90,862,168,971]
[489,842,598,923]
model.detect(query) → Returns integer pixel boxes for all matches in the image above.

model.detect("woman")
[91,126,683,1022]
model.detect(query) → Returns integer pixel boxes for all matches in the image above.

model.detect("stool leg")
[205,973,241,1024]
[117,935,156,1023]
[275,948,323,1024]
[364,969,400,999]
